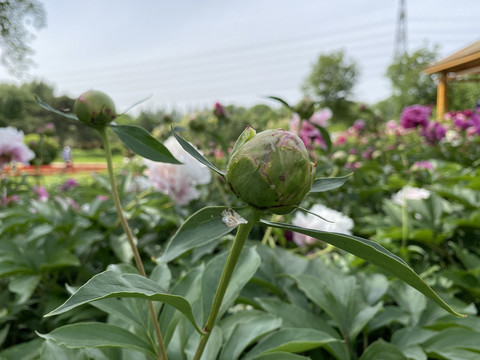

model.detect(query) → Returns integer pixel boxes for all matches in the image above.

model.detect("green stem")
[193,210,261,360]
[98,127,168,360]
[261,214,282,247]
[401,196,409,256]
[297,117,303,136]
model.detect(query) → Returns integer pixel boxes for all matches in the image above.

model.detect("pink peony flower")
[144,136,211,206]
[1,193,19,205]
[0,127,35,168]
[33,186,49,202]
[411,161,434,171]
[289,114,325,151]
[352,119,366,132]
[309,108,332,127]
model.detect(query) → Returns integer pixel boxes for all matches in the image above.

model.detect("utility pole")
[394,0,408,58]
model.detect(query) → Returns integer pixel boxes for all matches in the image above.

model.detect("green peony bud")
[226,128,316,214]
[74,90,117,127]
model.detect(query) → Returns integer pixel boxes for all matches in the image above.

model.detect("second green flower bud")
[74,90,117,127]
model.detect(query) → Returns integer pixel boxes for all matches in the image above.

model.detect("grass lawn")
[7,148,125,189]
[70,148,123,163]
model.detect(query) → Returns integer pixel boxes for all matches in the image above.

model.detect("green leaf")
[219,312,282,360]
[0,338,43,360]
[265,96,294,111]
[45,270,202,333]
[37,322,156,359]
[427,348,480,360]
[252,352,311,360]
[172,127,225,176]
[35,95,79,121]
[391,326,437,349]
[260,220,464,317]
[202,246,261,323]
[159,264,204,348]
[359,340,407,360]
[401,345,427,360]
[289,273,382,342]
[313,124,332,152]
[423,328,480,353]
[255,298,339,337]
[310,173,352,193]
[185,325,223,360]
[8,274,41,304]
[0,324,10,348]
[158,206,252,263]
[120,95,152,115]
[111,124,181,164]
[41,340,91,360]
[243,328,340,360]
[0,262,34,277]
[40,249,80,271]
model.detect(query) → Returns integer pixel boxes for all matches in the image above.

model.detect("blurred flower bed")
[1,102,480,359]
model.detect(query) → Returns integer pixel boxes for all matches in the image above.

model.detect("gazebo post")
[436,72,448,120]
[424,39,480,120]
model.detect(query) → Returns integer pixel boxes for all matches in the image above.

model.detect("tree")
[449,80,480,111]
[0,0,46,76]
[302,50,359,124]
[302,50,359,104]
[385,46,438,115]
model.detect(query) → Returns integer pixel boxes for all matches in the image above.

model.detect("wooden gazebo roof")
[425,39,480,76]
[424,39,480,120]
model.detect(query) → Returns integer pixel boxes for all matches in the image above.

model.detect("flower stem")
[193,210,261,360]
[98,127,168,360]
[261,214,282,247]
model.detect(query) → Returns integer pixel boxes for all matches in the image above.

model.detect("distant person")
[62,146,72,168]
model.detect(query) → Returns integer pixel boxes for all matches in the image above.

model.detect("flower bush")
[1,96,480,360]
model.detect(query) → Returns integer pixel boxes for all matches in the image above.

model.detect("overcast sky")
[0,0,479,113]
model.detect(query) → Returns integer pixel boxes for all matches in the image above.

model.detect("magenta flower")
[400,105,431,129]
[361,147,375,160]
[0,127,35,168]
[60,178,79,192]
[421,122,447,144]
[213,102,227,119]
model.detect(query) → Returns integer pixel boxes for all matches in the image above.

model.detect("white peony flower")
[144,136,211,205]
[127,175,153,193]
[0,127,35,168]
[292,204,354,247]
[392,186,431,205]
